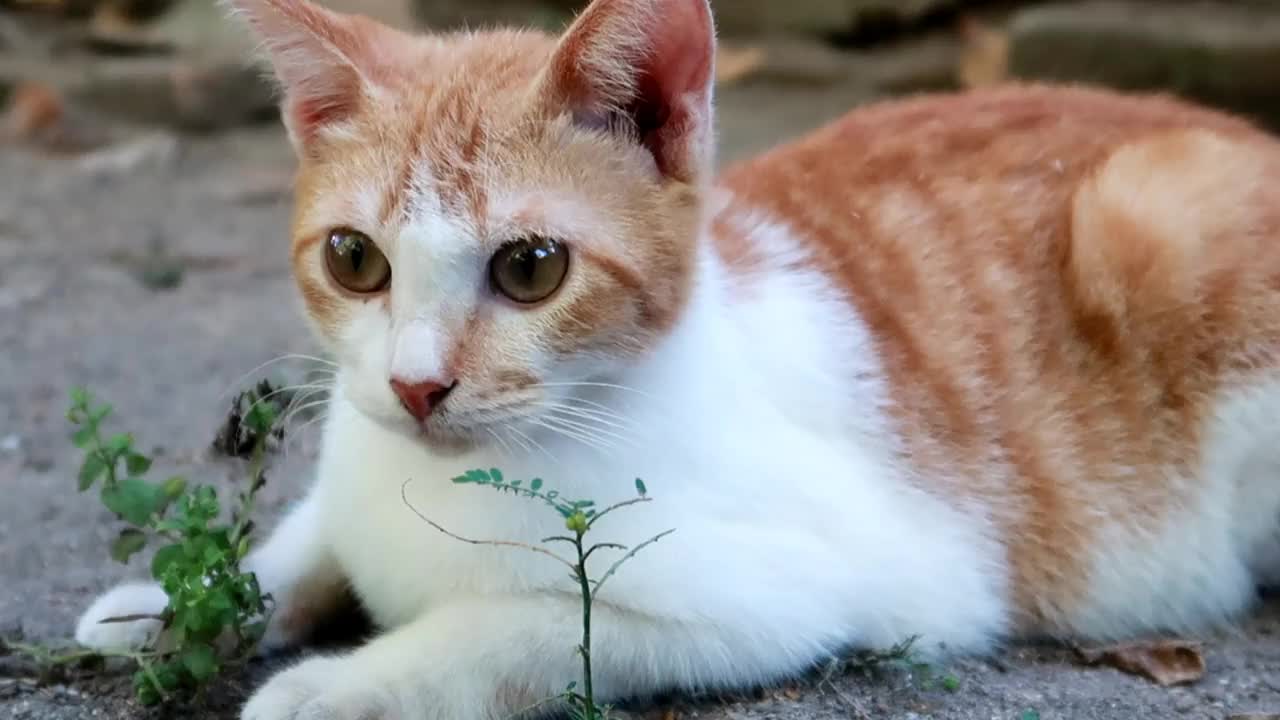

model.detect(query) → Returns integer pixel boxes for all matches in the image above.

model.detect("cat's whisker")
[534,402,634,431]
[495,425,525,454]
[217,353,339,402]
[530,423,616,458]
[551,394,629,415]
[280,384,334,416]
[529,381,655,399]
[538,411,637,447]
[283,411,329,460]
[265,388,332,433]
[282,398,333,430]
[505,423,558,463]
[533,416,624,454]
[486,427,515,460]
[253,381,330,406]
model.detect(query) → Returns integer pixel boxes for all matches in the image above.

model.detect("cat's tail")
[1065,127,1279,336]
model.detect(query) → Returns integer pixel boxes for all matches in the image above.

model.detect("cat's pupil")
[514,247,540,282]
[348,238,365,271]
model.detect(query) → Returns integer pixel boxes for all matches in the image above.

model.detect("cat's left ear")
[225,0,410,154]
[540,0,716,184]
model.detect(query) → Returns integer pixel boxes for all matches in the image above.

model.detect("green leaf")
[109,528,148,563]
[106,433,133,457]
[89,404,113,423]
[162,476,187,498]
[244,401,277,436]
[237,536,252,560]
[151,543,184,580]
[126,452,152,475]
[101,478,165,526]
[489,468,504,484]
[1020,712,1040,720]
[71,425,95,449]
[78,454,107,492]
[635,478,647,496]
[69,386,89,407]
[133,670,162,706]
[530,478,543,491]
[941,675,960,692]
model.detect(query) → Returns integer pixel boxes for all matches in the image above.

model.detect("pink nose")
[390,378,455,421]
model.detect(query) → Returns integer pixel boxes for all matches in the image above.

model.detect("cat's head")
[228,0,717,450]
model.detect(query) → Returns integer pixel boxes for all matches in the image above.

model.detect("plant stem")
[136,655,169,703]
[4,641,160,668]
[229,443,265,547]
[573,530,595,720]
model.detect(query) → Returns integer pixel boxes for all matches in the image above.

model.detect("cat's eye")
[325,228,391,294]
[489,236,569,304]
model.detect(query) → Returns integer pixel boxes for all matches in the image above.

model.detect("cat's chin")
[374,413,488,458]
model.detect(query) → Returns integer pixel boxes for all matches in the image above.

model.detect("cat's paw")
[74,582,168,652]
[241,657,383,720]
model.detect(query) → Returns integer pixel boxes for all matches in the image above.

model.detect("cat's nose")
[389,377,456,421]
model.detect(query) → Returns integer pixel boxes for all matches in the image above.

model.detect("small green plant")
[19,384,284,704]
[402,469,673,720]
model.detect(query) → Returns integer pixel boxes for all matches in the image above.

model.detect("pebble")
[0,434,20,454]
[75,132,179,178]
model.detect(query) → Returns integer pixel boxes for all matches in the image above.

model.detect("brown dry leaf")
[1,81,112,153]
[1,81,65,143]
[715,44,766,86]
[956,16,1009,89]
[1075,639,1206,686]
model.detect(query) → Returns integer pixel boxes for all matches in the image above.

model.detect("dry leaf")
[956,16,1009,89]
[1,82,65,142]
[1075,640,1205,686]
[1,81,111,153]
[715,44,766,85]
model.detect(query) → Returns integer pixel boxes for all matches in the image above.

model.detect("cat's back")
[714,84,1280,636]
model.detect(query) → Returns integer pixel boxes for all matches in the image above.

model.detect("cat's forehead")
[297,27,659,259]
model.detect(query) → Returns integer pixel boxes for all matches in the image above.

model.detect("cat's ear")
[224,0,403,152]
[541,0,716,183]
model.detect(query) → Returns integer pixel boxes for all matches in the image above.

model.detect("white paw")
[74,582,168,652]
[241,657,391,720]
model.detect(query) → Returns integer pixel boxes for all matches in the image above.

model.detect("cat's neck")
[608,189,887,442]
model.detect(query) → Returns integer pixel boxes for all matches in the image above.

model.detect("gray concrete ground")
[2,77,1280,720]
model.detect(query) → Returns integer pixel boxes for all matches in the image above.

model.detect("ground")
[2,69,1280,720]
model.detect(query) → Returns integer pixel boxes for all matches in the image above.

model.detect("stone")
[1008,1,1280,131]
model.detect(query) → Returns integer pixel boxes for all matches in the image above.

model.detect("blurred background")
[2,0,1280,161]
[4,2,1280,718]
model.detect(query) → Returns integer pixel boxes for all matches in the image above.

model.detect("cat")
[73,0,1280,718]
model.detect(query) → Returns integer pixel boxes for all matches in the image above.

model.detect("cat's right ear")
[539,0,717,184]
[224,0,399,154]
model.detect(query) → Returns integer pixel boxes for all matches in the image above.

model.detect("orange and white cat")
[75,0,1280,717]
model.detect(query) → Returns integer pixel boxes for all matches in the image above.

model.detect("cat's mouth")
[389,404,535,456]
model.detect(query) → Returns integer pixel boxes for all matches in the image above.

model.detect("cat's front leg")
[75,488,346,654]
[241,593,749,720]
